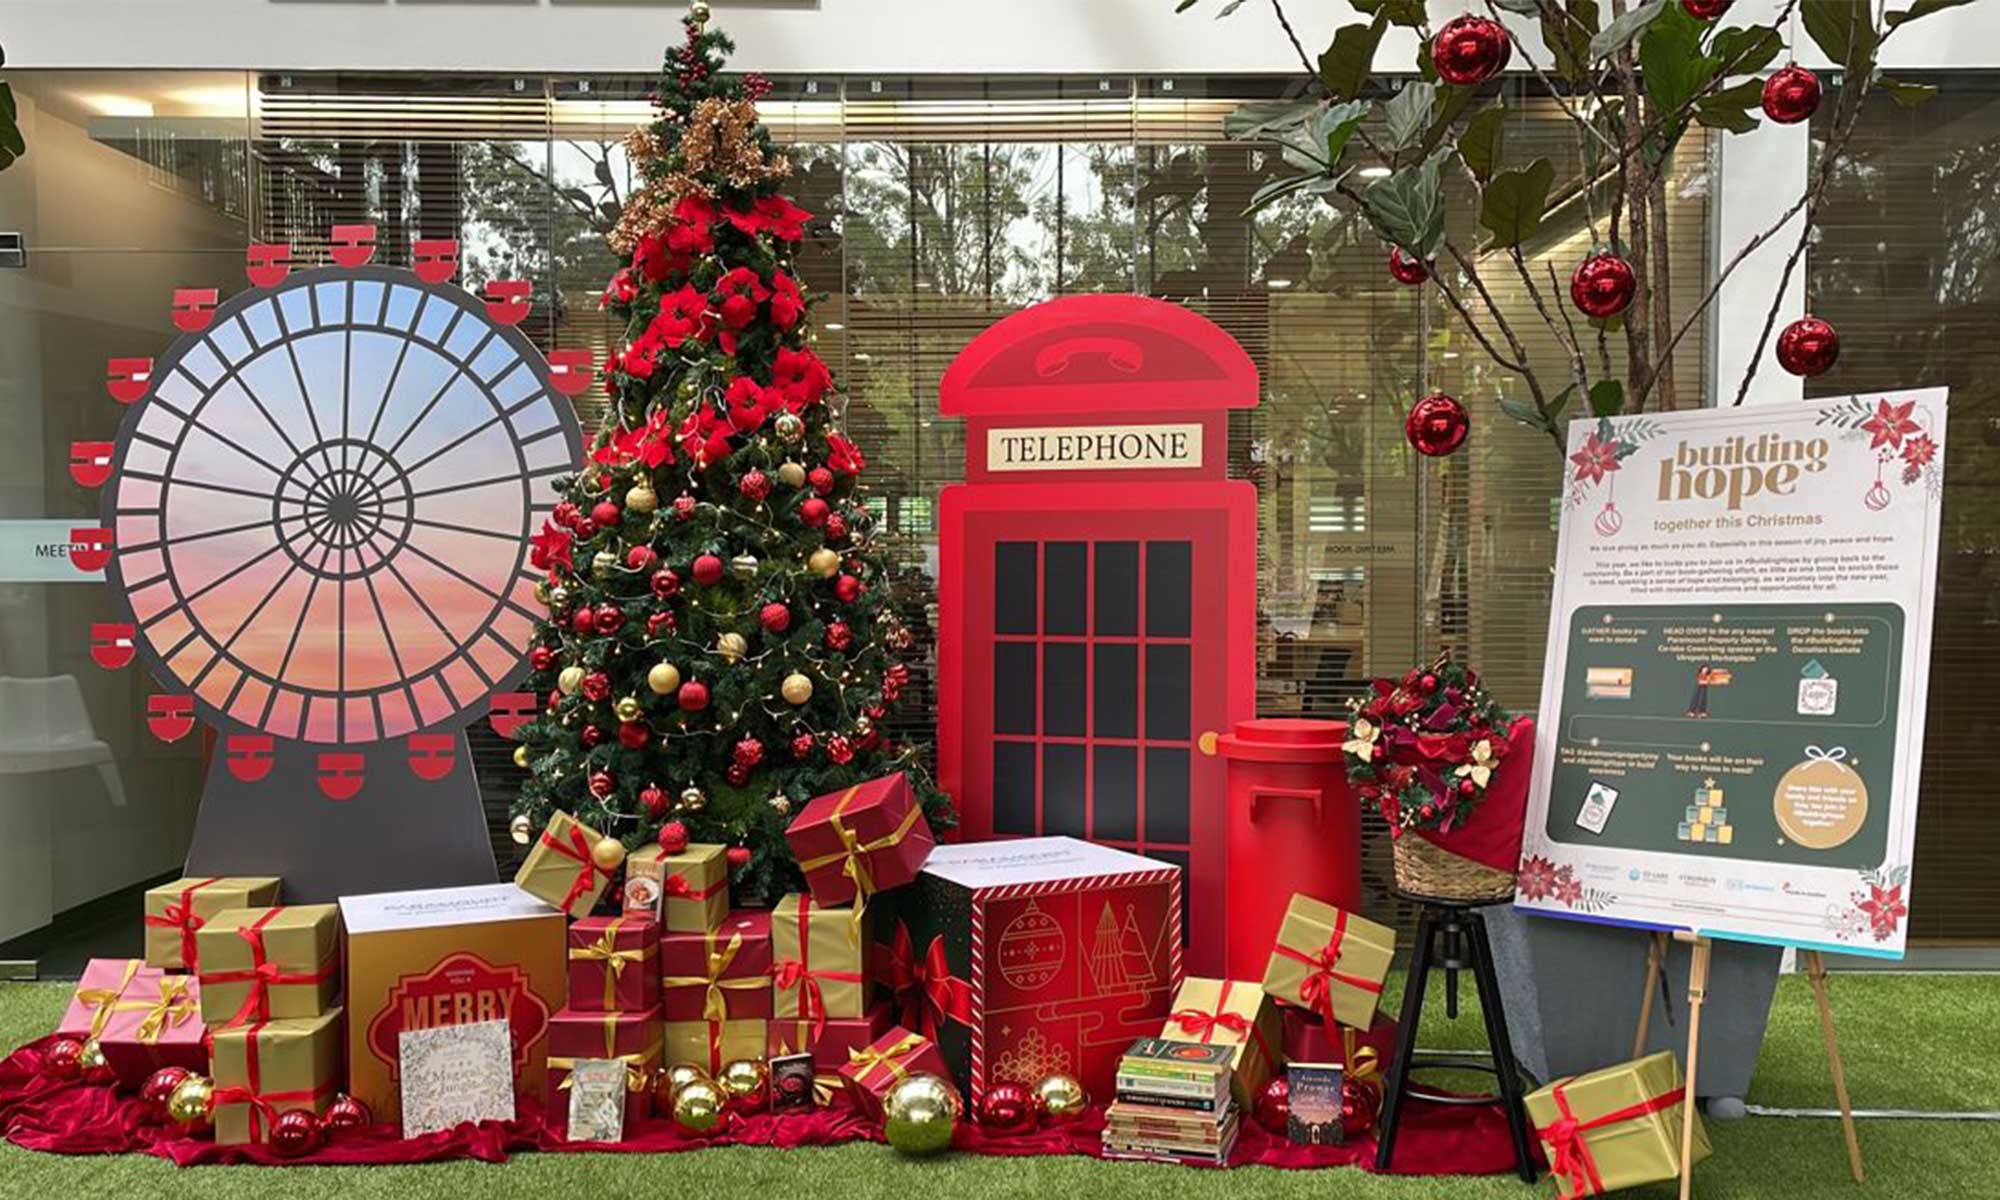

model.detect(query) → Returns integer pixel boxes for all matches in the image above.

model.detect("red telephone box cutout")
[937,294,1259,976]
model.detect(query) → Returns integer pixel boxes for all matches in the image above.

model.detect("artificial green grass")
[2,973,1995,1198]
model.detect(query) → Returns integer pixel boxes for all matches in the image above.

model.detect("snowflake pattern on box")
[1815,396,1942,511]
[991,1026,1073,1085]
[1823,862,1910,944]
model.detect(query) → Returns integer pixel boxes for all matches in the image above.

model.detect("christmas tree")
[511,2,951,899]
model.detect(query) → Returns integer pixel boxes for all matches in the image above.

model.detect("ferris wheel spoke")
[127,510,309,556]
[170,533,294,614]
[278,329,341,480]
[207,335,313,466]
[273,541,337,685]
[395,535,541,627]
[191,553,309,692]
[403,461,568,506]
[400,512,533,544]
[373,352,479,481]
[119,470,284,507]
[356,549,412,684]
[358,321,420,451]
[375,548,462,650]
[150,393,292,483]
[390,386,545,485]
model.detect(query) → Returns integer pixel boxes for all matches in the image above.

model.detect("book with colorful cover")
[1285,1061,1345,1146]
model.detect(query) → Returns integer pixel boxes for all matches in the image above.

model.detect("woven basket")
[1393,834,1516,904]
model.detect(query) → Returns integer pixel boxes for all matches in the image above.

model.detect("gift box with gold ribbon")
[56,958,155,1043]
[663,1017,766,1077]
[60,961,210,1086]
[1280,1005,1399,1076]
[1525,1050,1710,1199]
[786,773,934,909]
[662,910,771,1022]
[209,1009,343,1146]
[766,1002,890,1074]
[624,842,729,932]
[513,811,617,919]
[771,893,867,1031]
[837,1024,947,1122]
[1260,894,1394,1030]
[1161,976,1281,1104]
[143,876,281,972]
[567,915,659,1013]
[196,905,341,1028]
[549,1005,663,1122]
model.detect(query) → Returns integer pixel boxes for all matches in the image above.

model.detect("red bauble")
[648,611,675,637]
[1762,64,1822,125]
[759,602,791,633]
[1569,252,1636,319]
[651,567,682,598]
[553,500,582,530]
[733,736,765,768]
[825,734,854,764]
[618,721,650,750]
[825,621,853,651]
[725,846,752,868]
[1405,392,1472,457]
[588,770,616,799]
[1387,246,1429,286]
[593,603,625,634]
[658,820,690,852]
[799,497,830,528]
[138,1066,194,1121]
[673,494,697,520]
[739,468,771,501]
[791,732,816,759]
[1252,1075,1290,1136]
[691,554,724,586]
[570,607,595,635]
[640,784,670,817]
[1431,15,1510,86]
[824,514,849,543]
[580,724,604,748]
[591,500,622,528]
[1342,1076,1383,1140]
[1681,0,1732,18]
[726,763,751,786]
[529,646,556,672]
[626,545,659,571]
[1776,316,1840,377]
[978,1082,1040,1136]
[1419,672,1439,694]
[267,1107,324,1158]
[834,574,863,604]
[581,671,611,701]
[808,467,836,496]
[678,680,710,711]
[321,1093,373,1135]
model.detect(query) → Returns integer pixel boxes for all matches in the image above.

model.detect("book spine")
[1113,1090,1228,1114]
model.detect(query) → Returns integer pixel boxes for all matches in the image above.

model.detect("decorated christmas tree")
[510,3,951,898]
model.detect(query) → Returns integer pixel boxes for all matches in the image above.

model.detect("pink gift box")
[57,959,208,1086]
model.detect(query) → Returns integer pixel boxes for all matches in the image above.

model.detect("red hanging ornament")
[824,513,850,543]
[529,646,556,672]
[588,769,616,799]
[626,544,659,571]
[1681,0,1733,18]
[732,736,765,768]
[1387,246,1429,286]
[1776,316,1840,377]
[581,671,611,701]
[648,611,676,637]
[553,500,582,530]
[726,763,750,786]
[1569,252,1637,319]
[978,1082,1040,1136]
[580,724,605,748]
[267,1107,325,1158]
[651,567,682,598]
[825,734,854,764]
[678,679,711,712]
[725,845,752,868]
[1762,65,1822,125]
[1431,15,1511,86]
[1252,1075,1290,1136]
[590,500,622,528]
[641,784,670,817]
[799,497,830,528]
[321,1093,373,1135]
[808,467,835,496]
[593,603,625,634]
[1405,392,1472,457]
[618,721,651,750]
[834,574,863,604]
[739,468,771,501]
[658,820,690,852]
[759,601,791,633]
[673,494,698,520]
[825,621,853,651]
[791,731,816,759]
[692,554,725,586]
[569,608,595,635]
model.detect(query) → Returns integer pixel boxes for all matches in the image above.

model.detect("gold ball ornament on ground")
[672,1079,725,1135]
[647,662,683,695]
[591,837,627,871]
[716,1058,770,1114]
[781,673,814,705]
[717,632,748,663]
[509,814,534,844]
[626,483,659,514]
[614,696,643,722]
[558,665,585,696]
[808,548,840,577]
[730,553,760,579]
[680,785,707,812]
[166,1075,216,1132]
[663,1062,711,1097]
[1034,1073,1088,1122]
[882,1072,959,1157]
[777,461,806,488]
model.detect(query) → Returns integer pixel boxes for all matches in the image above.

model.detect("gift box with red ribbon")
[1160,977,1280,1104]
[771,893,867,1030]
[1279,1004,1398,1075]
[142,876,280,972]
[836,1025,948,1122]
[624,842,729,932]
[514,811,617,919]
[785,772,934,909]
[196,905,341,1028]
[58,960,209,1086]
[1260,893,1394,1030]
[567,915,659,1013]
[663,1017,766,1077]
[662,910,772,1022]
[548,1005,662,1122]
[209,1009,343,1146]
[766,1008,890,1075]
[1524,1050,1710,1199]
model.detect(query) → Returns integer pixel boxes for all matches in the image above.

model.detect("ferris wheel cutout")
[76,228,587,899]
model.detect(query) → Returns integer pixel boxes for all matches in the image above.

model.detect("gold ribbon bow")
[846,1031,927,1088]
[570,918,655,1010]
[797,786,922,923]
[127,975,198,1044]
[1343,1028,1381,1085]
[1454,738,1496,788]
[72,960,143,1041]
[1342,718,1380,763]
[662,930,763,1022]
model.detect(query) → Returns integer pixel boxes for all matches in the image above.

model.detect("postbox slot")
[1249,784,1325,823]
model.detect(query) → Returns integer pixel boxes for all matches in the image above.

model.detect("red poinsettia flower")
[601,267,638,308]
[771,345,831,410]
[1553,874,1584,907]
[647,285,713,350]
[725,376,777,433]
[1857,883,1906,941]
[713,267,771,331]
[666,194,718,260]
[769,271,805,329]
[826,432,866,476]
[1901,434,1937,469]
[677,406,735,466]
[598,409,676,470]
[1861,398,1921,451]
[632,232,675,284]
[528,520,574,572]
[613,335,663,380]
[1517,855,1558,901]
[1569,432,1622,485]
[725,194,812,241]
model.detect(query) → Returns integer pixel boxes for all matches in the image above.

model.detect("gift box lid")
[340,883,561,934]
[920,836,1179,892]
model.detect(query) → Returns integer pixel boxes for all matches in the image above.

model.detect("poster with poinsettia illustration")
[1518,391,1946,958]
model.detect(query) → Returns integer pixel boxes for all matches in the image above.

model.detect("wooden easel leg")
[1804,950,1866,1184]
[1677,936,1711,1200]
[1634,930,1666,1058]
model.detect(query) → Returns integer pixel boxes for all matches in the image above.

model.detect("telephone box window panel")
[939,295,1258,976]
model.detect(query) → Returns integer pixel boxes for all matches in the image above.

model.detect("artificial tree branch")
[1514,247,1589,397]
[1268,0,1322,86]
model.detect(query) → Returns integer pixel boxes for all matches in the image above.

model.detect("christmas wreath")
[1343,656,1515,837]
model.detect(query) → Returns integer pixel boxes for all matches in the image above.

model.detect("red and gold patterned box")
[837,1025,948,1121]
[1261,893,1394,1030]
[879,836,1182,1104]
[548,1005,663,1122]
[661,910,772,1021]
[785,773,934,909]
[663,1017,766,1077]
[513,811,616,918]
[567,915,659,1013]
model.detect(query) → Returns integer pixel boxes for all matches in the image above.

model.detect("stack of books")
[1100,1037,1239,1167]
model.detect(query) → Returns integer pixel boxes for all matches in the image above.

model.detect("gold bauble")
[777,461,806,489]
[717,632,748,663]
[590,836,627,871]
[855,715,874,738]
[512,745,531,770]
[882,1072,959,1156]
[614,696,643,722]
[509,813,534,844]
[534,580,553,605]
[672,1079,724,1135]
[680,786,707,812]
[78,1038,110,1076]
[1033,1073,1088,1122]
[592,549,618,579]
[781,673,814,705]
[677,376,700,401]
[688,0,712,27]
[715,1058,770,1113]
[647,662,683,695]
[557,665,585,696]
[774,412,805,444]
[549,585,571,609]
[729,553,760,579]
[663,1061,711,1098]
[768,794,791,815]
[626,483,659,514]
[808,548,840,578]
[166,1074,216,1130]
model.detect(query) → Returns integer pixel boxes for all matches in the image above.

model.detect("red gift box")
[767,1002,891,1074]
[548,1005,662,1122]
[836,1025,948,1121]
[1280,1003,1399,1076]
[785,773,935,908]
[661,910,773,1021]
[93,971,208,1086]
[567,915,659,1013]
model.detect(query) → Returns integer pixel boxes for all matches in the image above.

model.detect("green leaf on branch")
[1878,75,1939,107]
[1548,383,1579,421]
[1174,0,1201,12]
[1222,96,1322,141]
[1694,77,1762,132]
[1640,4,1720,116]
[1316,99,1372,165]
[1214,0,1252,16]
[1241,170,1343,217]
[1490,0,1542,13]
[1802,0,1880,74]
[1588,379,1625,417]
[1887,0,1976,27]
[1365,157,1446,257]
[1320,13,1390,102]
[1418,84,1475,158]
[1458,105,1507,181]
[1349,0,1428,28]
[1479,157,1555,248]
[1499,396,1557,435]
[1709,25,1783,75]
[1544,0,1600,82]
[1589,312,1624,332]
[1384,80,1435,152]
[1590,0,1667,61]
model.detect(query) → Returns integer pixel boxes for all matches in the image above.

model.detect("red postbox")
[937,294,1258,976]
[1201,718,1361,983]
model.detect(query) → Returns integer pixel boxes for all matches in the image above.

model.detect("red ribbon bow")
[878,922,972,1040]
[1167,980,1273,1069]
[772,897,862,1041]
[661,872,724,902]
[199,909,335,1029]
[1539,1079,1687,1197]
[541,826,613,914]
[1274,908,1383,1025]
[145,877,220,970]
[212,1018,336,1144]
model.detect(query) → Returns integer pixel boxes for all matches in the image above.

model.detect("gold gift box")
[663,1017,767,1076]
[1161,976,1281,1104]
[771,893,866,1022]
[143,876,281,972]
[513,811,615,918]
[1524,1050,1711,1199]
[209,1008,343,1146]
[1260,894,1394,1030]
[624,843,729,932]
[196,904,341,1027]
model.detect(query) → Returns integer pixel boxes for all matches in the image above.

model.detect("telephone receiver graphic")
[1034,335,1144,378]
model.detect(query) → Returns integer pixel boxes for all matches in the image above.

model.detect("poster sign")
[1517,391,1947,958]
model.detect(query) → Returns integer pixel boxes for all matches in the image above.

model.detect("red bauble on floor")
[1406,392,1472,457]
[1570,252,1636,319]
[1776,316,1840,376]
[1430,15,1511,86]
[1762,64,1822,124]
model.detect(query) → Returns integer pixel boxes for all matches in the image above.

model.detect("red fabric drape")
[1413,716,1536,873]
